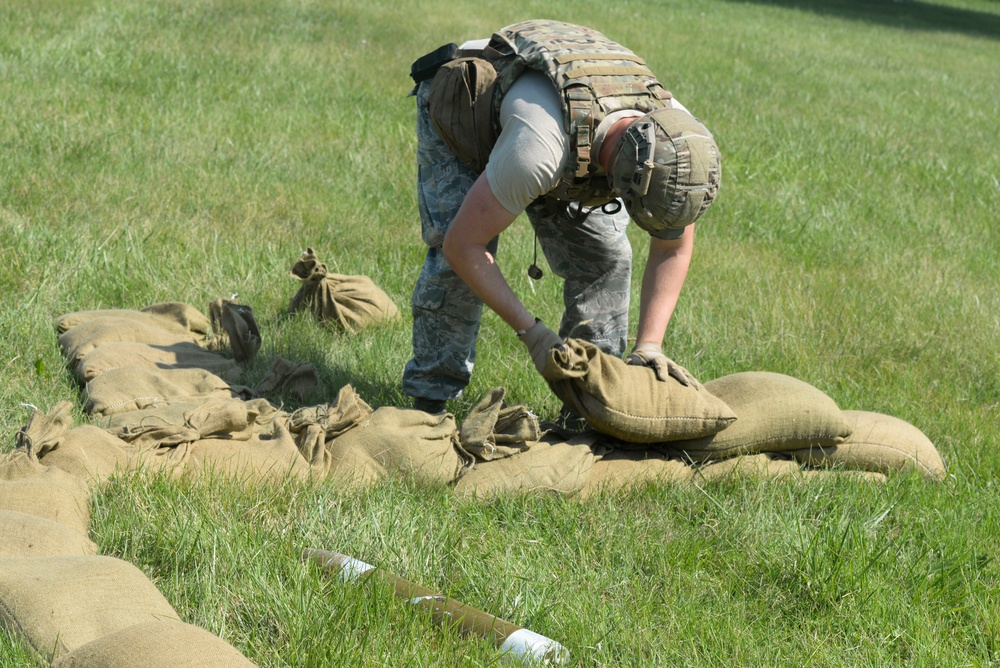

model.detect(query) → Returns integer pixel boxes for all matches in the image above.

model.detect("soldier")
[403,20,721,420]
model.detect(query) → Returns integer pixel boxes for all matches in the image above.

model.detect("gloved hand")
[625,342,698,386]
[519,320,564,375]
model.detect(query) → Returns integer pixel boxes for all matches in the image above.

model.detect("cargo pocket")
[411,280,447,313]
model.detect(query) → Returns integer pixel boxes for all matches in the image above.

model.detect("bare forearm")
[635,226,695,345]
[442,174,536,333]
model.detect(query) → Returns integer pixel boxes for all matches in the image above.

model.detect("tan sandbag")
[75,341,241,384]
[543,338,736,443]
[207,299,262,365]
[285,385,373,472]
[579,450,695,498]
[326,407,471,487]
[38,425,132,485]
[453,433,598,500]
[184,423,312,482]
[801,469,888,484]
[253,356,319,400]
[51,618,258,668]
[58,316,199,365]
[665,371,853,462]
[56,303,211,339]
[0,555,180,660]
[111,398,257,449]
[695,453,806,482]
[15,400,75,458]
[84,366,255,417]
[289,248,401,333]
[791,410,946,481]
[459,387,540,461]
[0,511,98,558]
[0,450,91,533]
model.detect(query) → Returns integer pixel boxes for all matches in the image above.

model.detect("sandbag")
[579,450,695,498]
[325,407,471,487]
[285,385,373,472]
[0,555,180,660]
[75,341,241,384]
[111,398,257,450]
[0,511,98,558]
[56,303,211,339]
[83,366,255,417]
[0,450,91,533]
[15,400,75,458]
[543,338,736,443]
[695,453,806,482]
[459,387,540,461]
[38,425,133,485]
[58,316,198,365]
[51,619,258,668]
[453,433,598,500]
[207,299,262,366]
[289,248,400,333]
[791,410,946,481]
[184,423,313,482]
[664,371,853,462]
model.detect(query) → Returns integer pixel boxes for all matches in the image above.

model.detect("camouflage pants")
[402,81,632,402]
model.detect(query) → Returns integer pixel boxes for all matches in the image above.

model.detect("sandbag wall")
[2,300,948,664]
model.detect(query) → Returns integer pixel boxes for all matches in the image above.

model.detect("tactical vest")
[489,21,673,204]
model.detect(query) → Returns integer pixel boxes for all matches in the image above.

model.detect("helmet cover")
[610,107,721,234]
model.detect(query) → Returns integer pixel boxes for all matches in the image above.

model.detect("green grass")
[2,0,999,665]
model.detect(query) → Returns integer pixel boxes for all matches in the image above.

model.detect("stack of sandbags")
[288,247,401,333]
[4,407,259,666]
[57,303,253,418]
[657,371,945,482]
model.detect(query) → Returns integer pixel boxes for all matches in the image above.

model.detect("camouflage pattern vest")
[489,20,673,205]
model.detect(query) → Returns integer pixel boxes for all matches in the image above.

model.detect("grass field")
[1,0,998,665]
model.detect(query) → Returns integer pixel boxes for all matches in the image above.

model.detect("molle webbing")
[493,20,672,204]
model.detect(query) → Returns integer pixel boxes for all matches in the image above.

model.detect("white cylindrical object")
[499,628,570,665]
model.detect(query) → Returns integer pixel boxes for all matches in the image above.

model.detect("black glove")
[625,342,698,386]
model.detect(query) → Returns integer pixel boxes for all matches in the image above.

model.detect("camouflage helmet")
[609,107,721,235]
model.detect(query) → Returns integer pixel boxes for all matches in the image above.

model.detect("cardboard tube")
[303,548,569,665]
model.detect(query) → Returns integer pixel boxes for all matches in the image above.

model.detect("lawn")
[1,0,998,665]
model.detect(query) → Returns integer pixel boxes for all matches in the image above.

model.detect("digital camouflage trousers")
[402,81,633,402]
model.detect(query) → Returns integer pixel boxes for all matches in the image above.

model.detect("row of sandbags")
[49,300,946,495]
[0,446,257,667]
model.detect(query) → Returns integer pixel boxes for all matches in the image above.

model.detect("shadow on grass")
[724,0,1000,40]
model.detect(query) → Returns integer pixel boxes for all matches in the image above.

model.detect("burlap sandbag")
[325,407,471,487]
[84,366,255,417]
[542,338,736,443]
[57,303,211,339]
[0,511,98,558]
[579,450,696,498]
[285,385,373,472]
[664,371,853,462]
[289,248,400,333]
[791,410,946,481]
[206,299,262,365]
[459,387,540,461]
[110,398,257,450]
[184,423,313,483]
[38,425,133,485]
[695,453,806,482]
[75,341,241,384]
[51,619,258,668]
[15,400,75,458]
[0,555,180,660]
[58,316,199,365]
[0,450,91,533]
[453,432,598,500]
